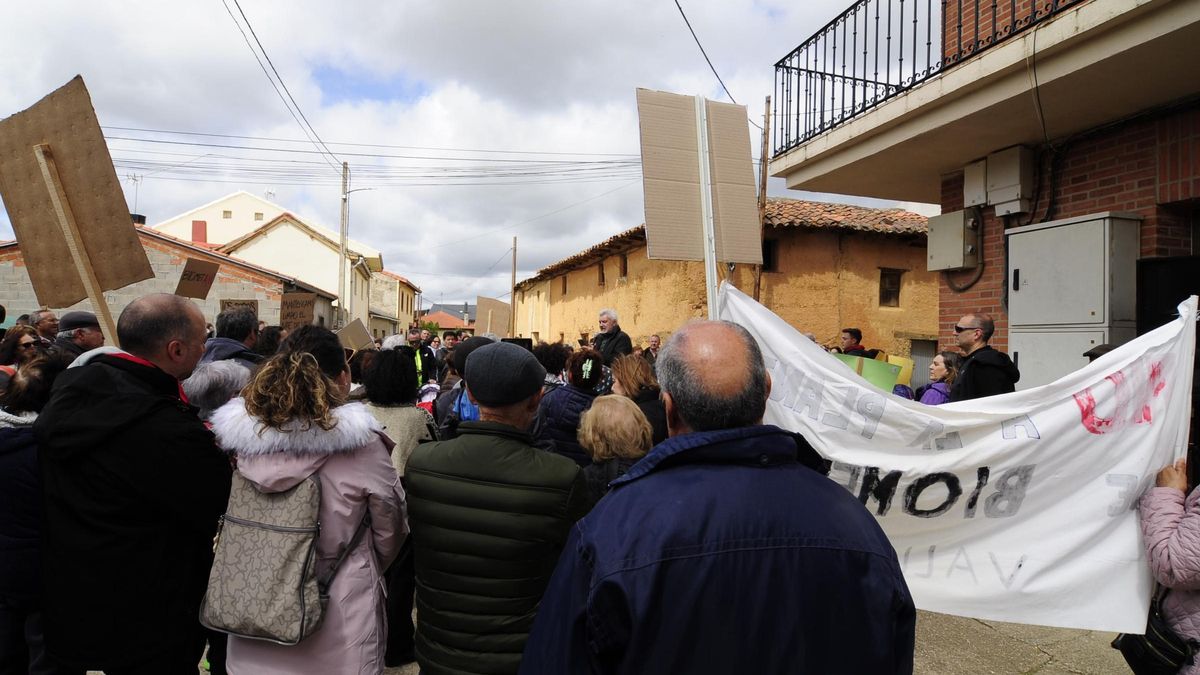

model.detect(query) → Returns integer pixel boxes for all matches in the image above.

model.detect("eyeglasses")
[953,325,980,334]
[18,342,38,350]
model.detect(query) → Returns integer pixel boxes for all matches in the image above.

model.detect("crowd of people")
[0,297,1191,675]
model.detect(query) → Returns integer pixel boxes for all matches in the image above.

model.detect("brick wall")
[0,234,291,325]
[939,102,1200,350]
[943,0,1091,63]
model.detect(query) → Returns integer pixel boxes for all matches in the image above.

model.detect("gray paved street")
[379,611,1130,675]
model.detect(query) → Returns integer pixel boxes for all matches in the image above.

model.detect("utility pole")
[753,96,771,302]
[338,161,349,328]
[510,236,517,338]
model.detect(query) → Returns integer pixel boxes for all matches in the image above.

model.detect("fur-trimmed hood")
[211,397,382,457]
[211,397,386,493]
[0,408,37,429]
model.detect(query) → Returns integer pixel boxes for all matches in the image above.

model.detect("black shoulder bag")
[1112,587,1199,674]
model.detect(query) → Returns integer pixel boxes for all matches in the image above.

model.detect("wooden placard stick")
[34,144,120,348]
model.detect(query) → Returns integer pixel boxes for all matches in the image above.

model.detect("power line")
[221,0,342,174]
[102,125,640,158]
[673,0,763,131]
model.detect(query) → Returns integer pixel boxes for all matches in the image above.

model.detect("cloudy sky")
[0,1,936,306]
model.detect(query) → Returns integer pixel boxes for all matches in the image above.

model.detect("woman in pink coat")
[1139,457,1200,672]
[211,325,407,675]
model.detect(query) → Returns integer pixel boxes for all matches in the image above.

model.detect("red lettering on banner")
[1073,362,1166,435]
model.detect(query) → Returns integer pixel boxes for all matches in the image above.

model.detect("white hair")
[599,308,618,322]
[380,334,407,351]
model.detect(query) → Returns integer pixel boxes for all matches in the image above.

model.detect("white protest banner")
[718,282,1196,633]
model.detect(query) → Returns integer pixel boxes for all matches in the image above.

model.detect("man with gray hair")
[589,308,632,366]
[522,320,915,674]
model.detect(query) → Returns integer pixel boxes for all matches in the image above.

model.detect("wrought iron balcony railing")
[773,0,1086,156]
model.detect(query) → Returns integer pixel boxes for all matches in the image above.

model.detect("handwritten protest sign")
[220,299,258,315]
[173,259,220,299]
[720,282,1196,633]
[0,76,154,346]
[279,293,316,332]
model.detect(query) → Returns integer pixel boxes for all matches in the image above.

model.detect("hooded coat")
[948,346,1020,402]
[210,398,407,675]
[34,351,233,671]
[1140,485,1200,673]
[0,408,42,604]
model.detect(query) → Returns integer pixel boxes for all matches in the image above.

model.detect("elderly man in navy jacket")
[520,320,915,674]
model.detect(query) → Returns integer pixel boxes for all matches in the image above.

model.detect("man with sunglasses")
[949,313,1020,402]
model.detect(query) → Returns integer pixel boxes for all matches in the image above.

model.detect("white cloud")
[0,0,935,304]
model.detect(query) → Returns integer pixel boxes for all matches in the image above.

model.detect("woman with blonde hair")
[577,395,653,504]
[609,354,668,445]
[210,325,406,675]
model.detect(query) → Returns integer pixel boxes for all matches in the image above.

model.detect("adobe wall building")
[514,198,937,360]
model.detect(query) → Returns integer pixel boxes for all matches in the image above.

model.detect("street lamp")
[338,165,373,328]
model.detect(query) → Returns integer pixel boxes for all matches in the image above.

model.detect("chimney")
[191,220,207,244]
[130,213,146,225]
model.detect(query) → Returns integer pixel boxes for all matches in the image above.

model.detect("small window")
[761,240,779,272]
[561,276,567,295]
[597,262,606,286]
[880,269,903,307]
[532,331,540,342]
[222,210,232,219]
[619,254,628,278]
[254,212,264,221]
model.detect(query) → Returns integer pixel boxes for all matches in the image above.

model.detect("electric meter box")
[927,210,979,271]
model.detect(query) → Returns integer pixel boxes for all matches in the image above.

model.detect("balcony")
[769,0,1200,202]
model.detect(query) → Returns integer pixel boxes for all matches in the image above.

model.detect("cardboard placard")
[475,296,512,337]
[173,258,220,299]
[219,299,259,316]
[279,292,316,332]
[0,76,154,307]
[636,89,762,264]
[336,318,374,352]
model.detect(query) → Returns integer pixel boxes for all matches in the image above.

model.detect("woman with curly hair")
[209,325,406,674]
[535,347,604,467]
[0,326,44,393]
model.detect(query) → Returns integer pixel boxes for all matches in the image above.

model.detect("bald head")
[657,320,770,434]
[118,294,208,379]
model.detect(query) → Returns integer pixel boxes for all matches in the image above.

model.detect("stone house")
[513,198,937,361]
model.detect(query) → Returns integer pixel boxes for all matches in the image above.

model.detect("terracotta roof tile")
[516,198,926,288]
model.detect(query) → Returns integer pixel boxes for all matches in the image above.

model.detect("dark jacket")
[34,353,233,670]
[49,336,85,364]
[591,328,632,366]
[520,425,916,675]
[581,456,637,505]
[536,384,596,467]
[0,414,41,604]
[949,345,1020,402]
[416,344,438,383]
[405,421,589,675]
[631,387,668,446]
[199,336,264,368]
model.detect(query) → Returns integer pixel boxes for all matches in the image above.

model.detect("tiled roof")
[422,310,471,329]
[765,198,928,235]
[516,198,927,288]
[376,269,421,293]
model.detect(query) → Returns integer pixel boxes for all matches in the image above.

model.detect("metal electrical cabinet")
[1005,212,1141,390]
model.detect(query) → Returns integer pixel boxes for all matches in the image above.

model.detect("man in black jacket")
[949,313,1021,402]
[407,341,588,675]
[35,294,233,674]
[590,309,632,366]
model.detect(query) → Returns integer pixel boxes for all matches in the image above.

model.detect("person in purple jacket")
[915,351,962,406]
[1140,457,1200,672]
